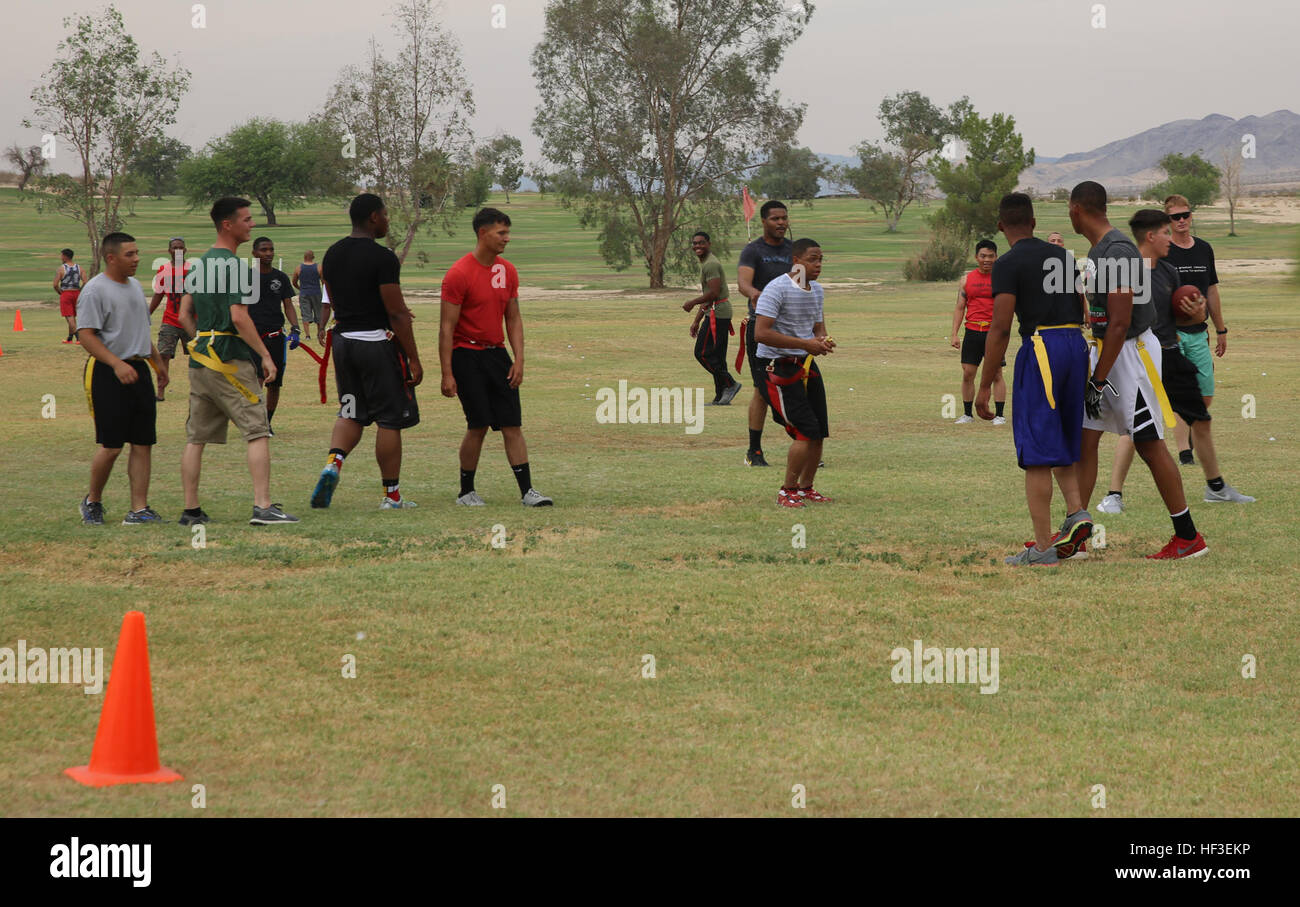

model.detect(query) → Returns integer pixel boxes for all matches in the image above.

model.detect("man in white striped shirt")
[752,238,836,508]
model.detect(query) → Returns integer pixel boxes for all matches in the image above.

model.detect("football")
[1172,284,1205,326]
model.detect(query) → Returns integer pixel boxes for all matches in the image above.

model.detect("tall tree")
[4,144,49,190]
[532,0,809,287]
[1219,146,1243,236]
[128,135,191,199]
[484,134,525,203]
[752,146,825,202]
[840,91,971,232]
[23,5,190,274]
[930,109,1034,242]
[1149,152,1220,209]
[179,118,314,226]
[325,0,475,262]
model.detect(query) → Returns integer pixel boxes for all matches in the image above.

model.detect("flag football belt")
[190,330,260,403]
[735,319,747,371]
[706,307,735,345]
[1085,334,1175,428]
[965,320,992,332]
[766,354,817,387]
[296,328,333,404]
[83,356,160,416]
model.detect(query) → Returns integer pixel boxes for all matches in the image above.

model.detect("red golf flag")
[742,186,756,222]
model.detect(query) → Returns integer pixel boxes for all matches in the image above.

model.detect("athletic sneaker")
[1053,510,1093,559]
[1203,484,1256,504]
[380,496,417,509]
[1005,544,1059,567]
[250,504,299,525]
[1025,539,1088,560]
[178,509,211,526]
[122,506,163,525]
[799,488,833,503]
[311,465,339,509]
[954,414,974,424]
[704,398,719,407]
[1178,450,1195,466]
[777,489,805,508]
[521,488,554,507]
[456,491,487,506]
[79,496,104,526]
[1146,532,1209,560]
[992,415,1007,426]
[1097,493,1125,514]
[718,382,742,406]
[744,449,770,467]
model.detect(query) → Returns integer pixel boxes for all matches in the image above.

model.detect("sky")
[4,0,1297,171]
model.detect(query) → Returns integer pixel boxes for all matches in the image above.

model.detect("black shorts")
[762,357,828,442]
[1161,345,1211,424]
[452,347,522,430]
[87,358,156,448]
[256,332,287,389]
[960,329,1005,367]
[332,335,419,430]
[746,305,768,389]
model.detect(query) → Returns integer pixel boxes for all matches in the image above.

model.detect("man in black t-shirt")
[311,193,424,511]
[250,237,301,427]
[977,193,1091,566]
[736,200,793,467]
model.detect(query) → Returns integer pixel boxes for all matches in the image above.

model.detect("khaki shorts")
[185,359,270,444]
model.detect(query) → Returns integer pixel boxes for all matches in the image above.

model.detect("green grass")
[1,192,1297,816]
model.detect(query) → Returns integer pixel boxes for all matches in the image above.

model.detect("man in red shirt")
[950,239,1006,424]
[148,237,194,401]
[439,208,552,507]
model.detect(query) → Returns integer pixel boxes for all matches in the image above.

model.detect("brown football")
[1172,285,1204,326]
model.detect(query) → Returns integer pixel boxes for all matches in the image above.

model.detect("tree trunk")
[258,196,278,226]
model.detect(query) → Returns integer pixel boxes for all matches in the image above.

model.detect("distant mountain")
[1018,110,1300,195]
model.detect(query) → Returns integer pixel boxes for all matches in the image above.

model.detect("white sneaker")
[1204,484,1256,503]
[1097,493,1124,514]
[456,491,486,506]
[380,496,417,509]
[954,414,974,424]
[521,488,553,507]
[992,415,1006,425]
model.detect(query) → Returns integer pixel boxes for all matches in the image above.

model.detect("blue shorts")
[1012,329,1088,469]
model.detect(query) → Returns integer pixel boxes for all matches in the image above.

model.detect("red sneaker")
[799,487,833,503]
[1024,538,1088,560]
[1146,532,1208,560]
[777,489,805,508]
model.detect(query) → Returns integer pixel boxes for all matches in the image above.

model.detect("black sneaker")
[1179,450,1195,466]
[122,506,164,525]
[79,496,104,526]
[178,509,211,526]
[744,449,770,467]
[250,504,299,525]
[718,381,742,406]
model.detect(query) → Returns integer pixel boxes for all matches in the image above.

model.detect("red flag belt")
[296,329,332,403]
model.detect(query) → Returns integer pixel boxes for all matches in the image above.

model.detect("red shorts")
[59,290,80,317]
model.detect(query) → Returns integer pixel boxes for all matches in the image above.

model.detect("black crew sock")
[748,429,763,453]
[995,401,1005,417]
[963,400,973,417]
[1171,508,1197,541]
[511,462,532,495]
[1207,476,1225,492]
[1106,490,1122,499]
[460,468,476,497]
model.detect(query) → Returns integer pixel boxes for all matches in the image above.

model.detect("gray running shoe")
[1097,493,1124,514]
[122,506,164,525]
[178,509,211,526]
[521,488,554,507]
[718,381,742,406]
[1204,484,1255,503]
[250,504,300,525]
[1006,544,1060,567]
[380,496,417,509]
[79,496,104,526]
[456,491,487,506]
[1054,509,1093,558]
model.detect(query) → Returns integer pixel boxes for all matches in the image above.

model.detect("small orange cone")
[65,611,182,787]
[12,309,24,331]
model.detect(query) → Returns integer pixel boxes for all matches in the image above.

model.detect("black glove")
[1085,377,1117,420]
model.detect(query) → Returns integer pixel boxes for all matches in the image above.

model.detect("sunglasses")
[1169,212,1192,221]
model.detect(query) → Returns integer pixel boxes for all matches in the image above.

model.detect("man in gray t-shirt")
[76,232,169,526]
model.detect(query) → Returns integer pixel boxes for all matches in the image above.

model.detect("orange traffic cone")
[65,611,182,787]
[12,309,24,331]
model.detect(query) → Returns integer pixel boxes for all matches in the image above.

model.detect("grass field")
[1,192,1297,816]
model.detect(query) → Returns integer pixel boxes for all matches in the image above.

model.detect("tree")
[455,147,493,208]
[325,0,475,262]
[483,134,525,203]
[128,135,191,198]
[1219,146,1243,236]
[1148,152,1220,209]
[4,144,48,190]
[24,6,190,274]
[840,91,972,232]
[179,118,314,226]
[532,0,809,287]
[752,146,825,202]
[930,109,1034,243]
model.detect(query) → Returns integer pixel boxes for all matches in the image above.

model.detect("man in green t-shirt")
[683,231,740,405]
[178,196,298,526]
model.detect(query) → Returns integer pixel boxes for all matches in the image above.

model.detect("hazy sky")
[5,0,1297,169]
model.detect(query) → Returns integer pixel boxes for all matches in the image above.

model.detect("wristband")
[1216,329,1228,335]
